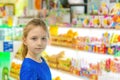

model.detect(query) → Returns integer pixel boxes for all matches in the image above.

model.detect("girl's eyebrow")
[31,36,37,37]
[31,35,48,38]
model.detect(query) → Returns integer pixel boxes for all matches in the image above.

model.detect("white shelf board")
[46,45,115,60]
[51,68,87,80]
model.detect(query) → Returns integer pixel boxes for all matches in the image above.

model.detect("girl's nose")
[37,39,42,45]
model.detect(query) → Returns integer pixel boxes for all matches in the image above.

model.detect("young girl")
[20,18,52,80]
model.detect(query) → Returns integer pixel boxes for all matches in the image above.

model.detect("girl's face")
[24,26,48,56]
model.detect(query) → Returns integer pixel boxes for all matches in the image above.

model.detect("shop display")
[46,2,120,80]
[45,44,120,80]
[0,0,120,80]
[50,29,120,56]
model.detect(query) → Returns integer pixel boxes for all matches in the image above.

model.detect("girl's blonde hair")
[21,18,49,59]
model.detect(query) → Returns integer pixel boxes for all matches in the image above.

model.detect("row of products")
[43,51,120,80]
[72,2,120,28]
[50,29,120,56]
[47,12,120,29]
[73,14,120,29]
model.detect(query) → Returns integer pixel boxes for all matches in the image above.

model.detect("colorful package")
[0,52,10,80]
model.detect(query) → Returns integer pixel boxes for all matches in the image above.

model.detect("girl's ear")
[22,37,27,45]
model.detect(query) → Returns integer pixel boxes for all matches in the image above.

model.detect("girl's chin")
[34,50,43,54]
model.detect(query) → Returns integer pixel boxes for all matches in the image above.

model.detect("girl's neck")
[26,52,42,63]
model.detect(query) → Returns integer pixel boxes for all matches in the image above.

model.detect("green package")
[0,52,10,80]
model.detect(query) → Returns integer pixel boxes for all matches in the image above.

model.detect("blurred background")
[0,0,120,80]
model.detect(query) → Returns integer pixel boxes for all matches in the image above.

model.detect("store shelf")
[57,26,120,35]
[51,68,87,80]
[46,45,115,60]
[67,26,120,30]
[99,71,120,80]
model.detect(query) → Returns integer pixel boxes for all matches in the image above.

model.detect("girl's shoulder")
[22,58,33,67]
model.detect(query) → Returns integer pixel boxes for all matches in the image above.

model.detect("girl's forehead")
[29,26,45,31]
[28,25,43,29]
[28,27,47,36]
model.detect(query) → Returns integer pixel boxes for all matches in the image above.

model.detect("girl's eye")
[31,37,37,40]
[42,37,47,40]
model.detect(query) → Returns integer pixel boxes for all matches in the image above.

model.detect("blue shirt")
[20,58,52,80]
